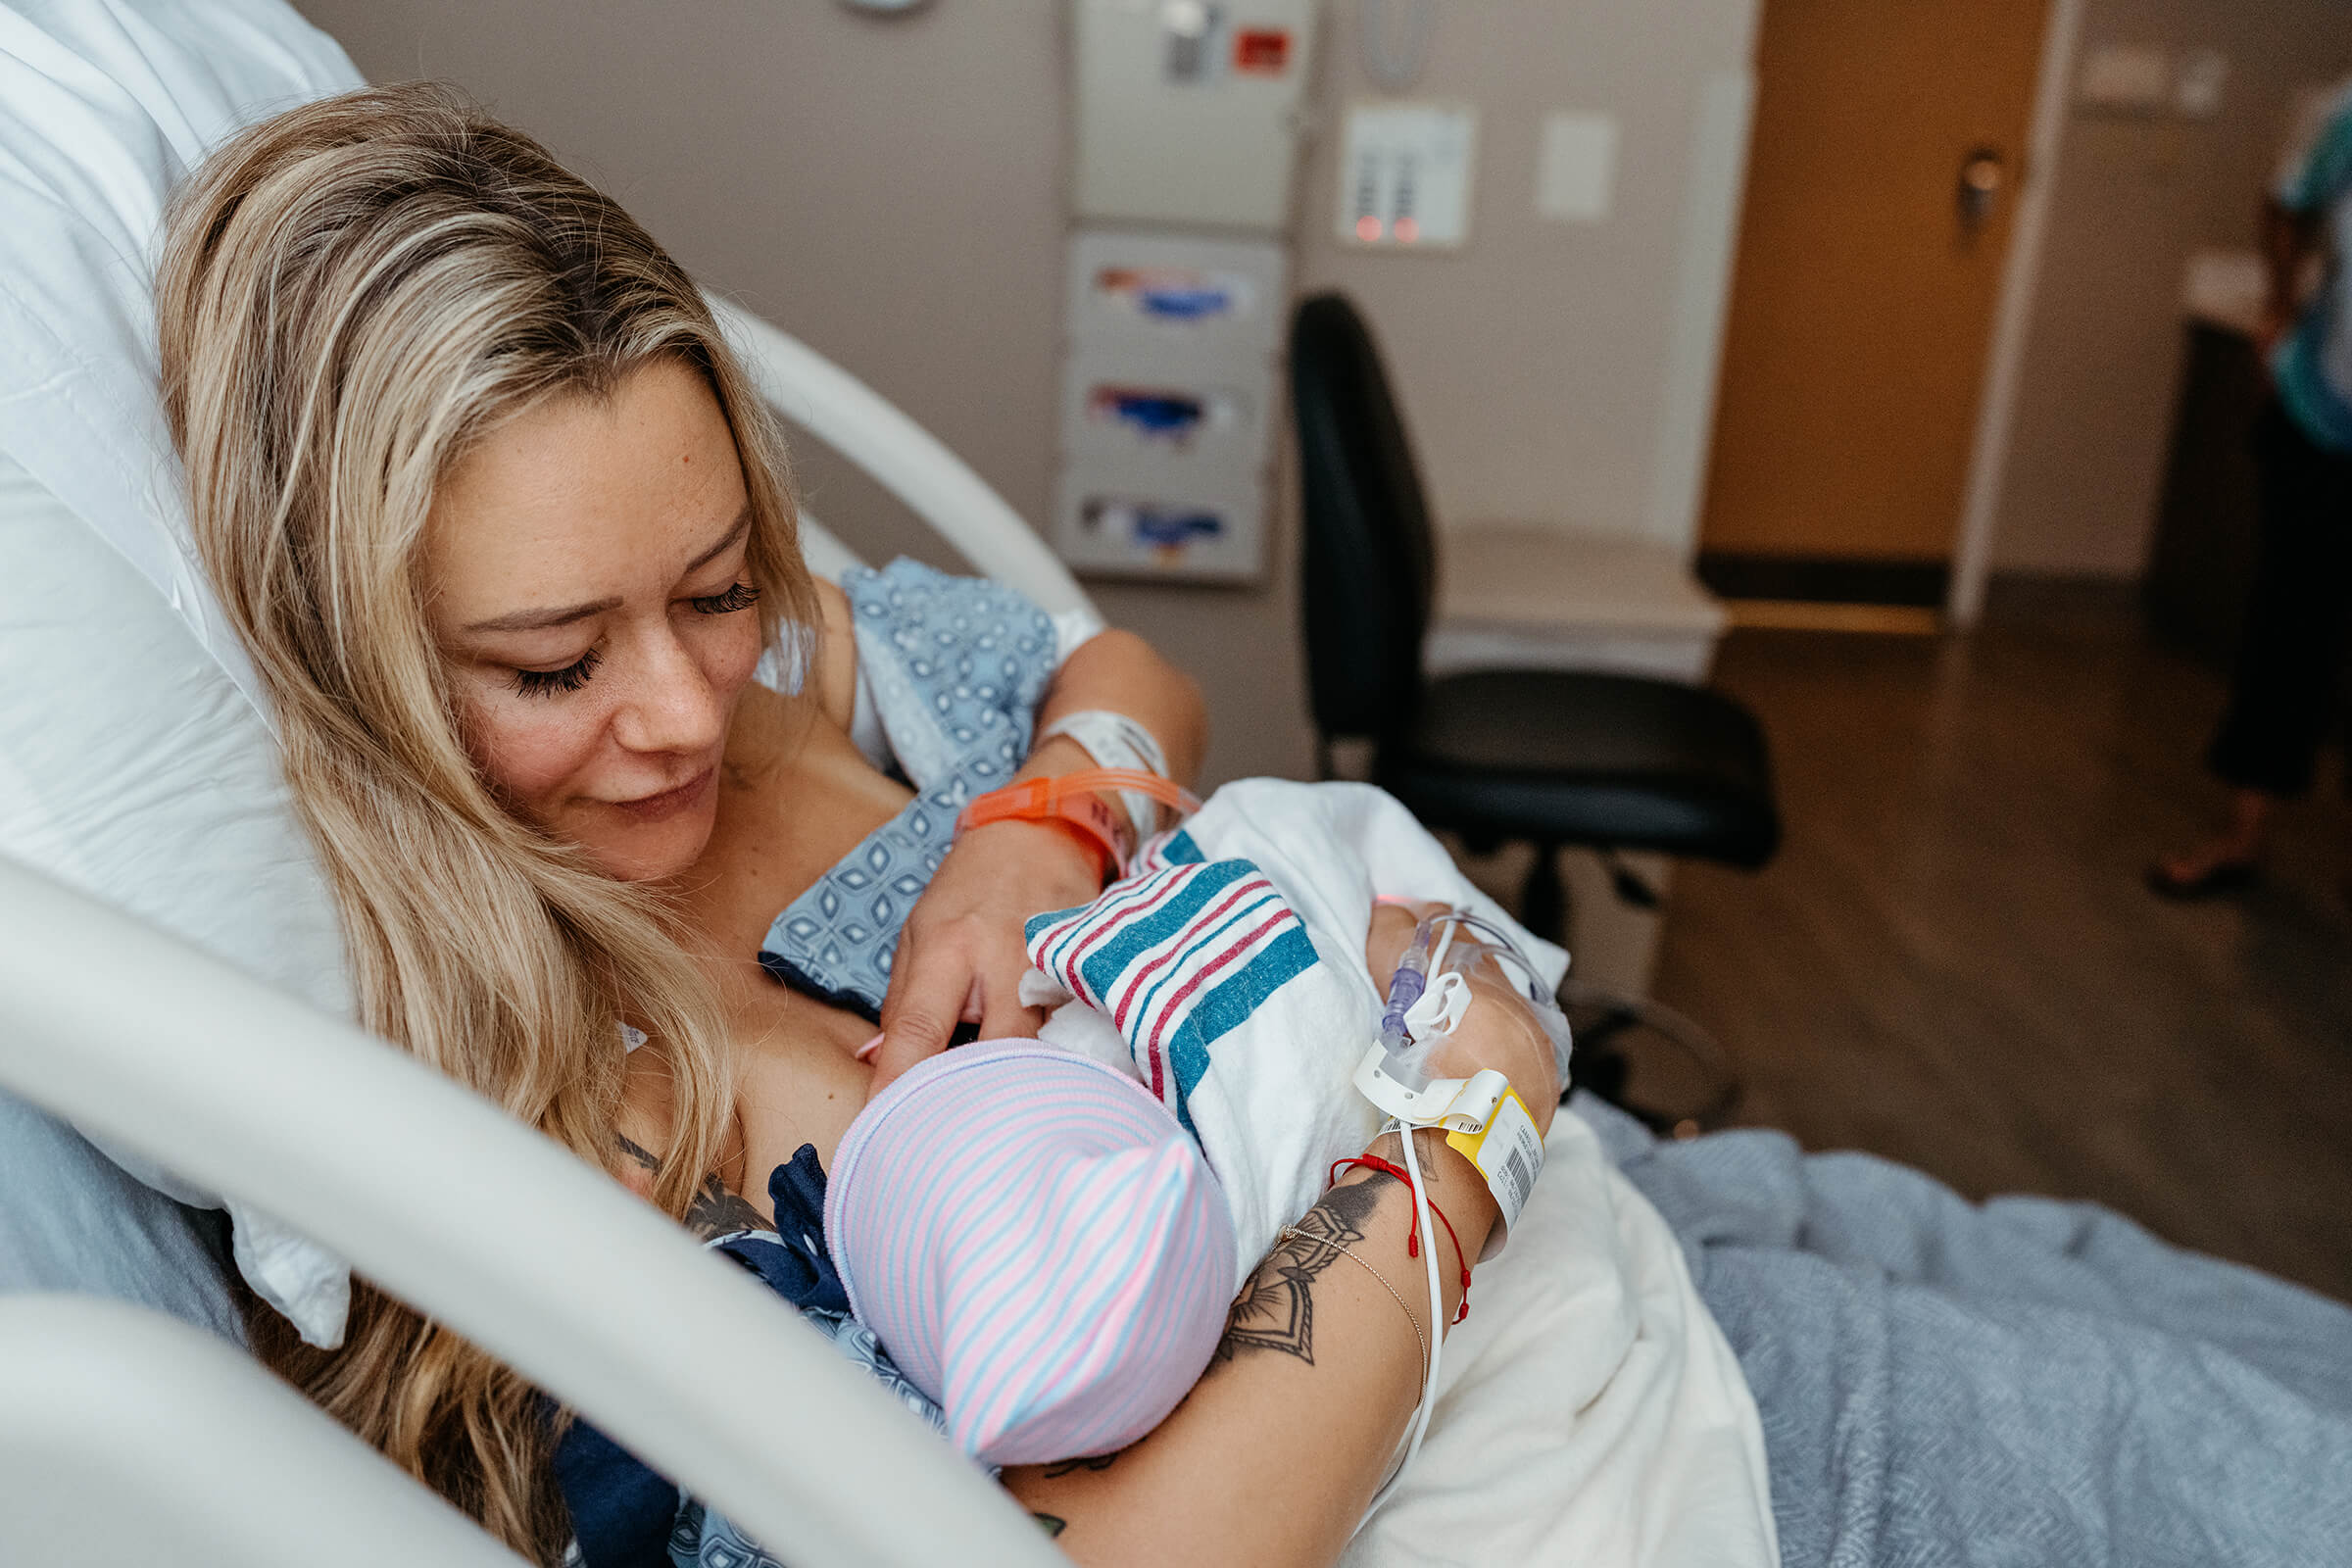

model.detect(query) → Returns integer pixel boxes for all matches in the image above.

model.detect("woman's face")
[423,358,764,882]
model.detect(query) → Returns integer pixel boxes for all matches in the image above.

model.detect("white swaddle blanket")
[1025,779,1778,1566]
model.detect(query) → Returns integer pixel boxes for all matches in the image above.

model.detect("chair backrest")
[1289,292,1439,743]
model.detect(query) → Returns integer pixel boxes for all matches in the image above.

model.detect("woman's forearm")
[1029,627,1208,789]
[1004,1132,1498,1567]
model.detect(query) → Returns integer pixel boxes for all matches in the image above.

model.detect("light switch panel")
[2078,43,2172,112]
[1535,112,1618,221]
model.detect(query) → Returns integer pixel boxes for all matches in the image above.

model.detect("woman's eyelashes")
[513,645,602,699]
[689,581,760,615]
[505,584,754,698]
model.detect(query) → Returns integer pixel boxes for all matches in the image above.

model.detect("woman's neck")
[671,682,912,962]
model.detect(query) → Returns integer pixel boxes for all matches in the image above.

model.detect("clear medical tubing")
[1363,904,1569,1516]
[1374,907,1572,1092]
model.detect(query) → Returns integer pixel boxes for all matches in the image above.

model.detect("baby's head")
[826,1041,1235,1466]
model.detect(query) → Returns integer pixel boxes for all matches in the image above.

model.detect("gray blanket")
[1575,1097,2352,1567]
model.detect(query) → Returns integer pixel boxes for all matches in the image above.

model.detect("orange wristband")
[955,768,1203,884]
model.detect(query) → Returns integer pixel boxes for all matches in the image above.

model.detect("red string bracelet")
[1329,1153,1474,1323]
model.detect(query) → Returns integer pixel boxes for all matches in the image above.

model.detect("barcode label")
[1498,1146,1535,1217]
[1470,1090,1544,1232]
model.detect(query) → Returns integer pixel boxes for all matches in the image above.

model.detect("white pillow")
[0,0,365,1346]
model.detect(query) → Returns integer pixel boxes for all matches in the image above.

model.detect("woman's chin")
[571,794,720,883]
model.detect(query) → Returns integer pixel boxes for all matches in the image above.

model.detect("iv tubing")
[1396,1121,1445,1480]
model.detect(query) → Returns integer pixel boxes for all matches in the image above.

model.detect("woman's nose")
[611,631,725,757]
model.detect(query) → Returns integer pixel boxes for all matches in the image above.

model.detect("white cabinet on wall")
[1054,228,1290,583]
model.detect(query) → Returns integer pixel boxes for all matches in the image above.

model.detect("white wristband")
[1037,710,1171,838]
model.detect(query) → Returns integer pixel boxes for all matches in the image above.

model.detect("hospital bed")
[0,5,1079,1561]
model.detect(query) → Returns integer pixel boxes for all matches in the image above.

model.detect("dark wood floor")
[1648,591,2352,1305]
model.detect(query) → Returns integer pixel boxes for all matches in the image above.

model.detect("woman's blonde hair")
[156,82,813,1559]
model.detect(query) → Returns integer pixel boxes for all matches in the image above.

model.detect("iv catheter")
[1354,905,1571,1512]
[1370,907,1572,1094]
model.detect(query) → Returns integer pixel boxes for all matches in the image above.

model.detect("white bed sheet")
[1347,1110,1779,1568]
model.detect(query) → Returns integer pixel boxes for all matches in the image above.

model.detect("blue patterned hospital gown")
[757,559,1063,1015]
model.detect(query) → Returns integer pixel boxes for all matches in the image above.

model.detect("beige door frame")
[1946,0,2088,625]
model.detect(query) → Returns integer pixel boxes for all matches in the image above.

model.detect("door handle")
[1957,146,2007,241]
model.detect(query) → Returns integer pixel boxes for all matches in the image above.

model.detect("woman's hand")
[868,809,1103,1095]
[1364,902,1560,1137]
[872,628,1205,1098]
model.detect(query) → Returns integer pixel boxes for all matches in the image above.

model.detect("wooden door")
[1700,0,2049,596]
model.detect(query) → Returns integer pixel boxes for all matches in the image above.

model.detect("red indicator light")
[1354,215,1383,241]
[1395,217,1420,243]
[1234,28,1291,73]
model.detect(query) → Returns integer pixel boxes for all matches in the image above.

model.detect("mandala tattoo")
[685,1172,770,1240]
[1214,1177,1392,1368]
[616,1132,768,1242]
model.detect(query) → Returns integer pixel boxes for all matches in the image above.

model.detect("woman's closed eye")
[689,581,759,615]
[513,645,603,699]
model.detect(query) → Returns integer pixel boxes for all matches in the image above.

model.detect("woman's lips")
[608,765,716,824]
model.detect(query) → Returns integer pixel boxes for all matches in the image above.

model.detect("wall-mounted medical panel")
[1070,0,1317,233]
[1055,225,1284,583]
[1335,101,1478,250]
[1059,346,1273,476]
[1063,228,1289,368]
[1054,466,1266,583]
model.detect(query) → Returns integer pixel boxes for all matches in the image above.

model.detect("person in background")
[2153,79,2352,900]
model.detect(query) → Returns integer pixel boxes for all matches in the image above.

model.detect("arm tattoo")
[1032,1513,1068,1539]
[1042,1451,1122,1479]
[685,1172,771,1241]
[1212,1176,1392,1369]
[616,1132,767,1240]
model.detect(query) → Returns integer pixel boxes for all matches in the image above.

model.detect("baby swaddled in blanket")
[821,778,1569,1465]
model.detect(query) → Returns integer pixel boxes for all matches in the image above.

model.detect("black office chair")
[1289,291,1781,943]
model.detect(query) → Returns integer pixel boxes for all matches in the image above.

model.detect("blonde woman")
[158,83,1548,1566]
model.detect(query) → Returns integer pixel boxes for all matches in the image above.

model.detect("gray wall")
[1993,0,2352,576]
[297,0,1755,784]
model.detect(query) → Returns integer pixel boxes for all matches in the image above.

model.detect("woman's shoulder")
[808,575,858,730]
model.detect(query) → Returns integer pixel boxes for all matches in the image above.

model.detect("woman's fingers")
[870,944,974,1096]
[976,935,1048,1044]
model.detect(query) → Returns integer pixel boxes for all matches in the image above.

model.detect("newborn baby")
[827,1041,1233,1464]
[823,779,1569,1466]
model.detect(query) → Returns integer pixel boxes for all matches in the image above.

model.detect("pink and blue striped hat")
[825,1041,1237,1466]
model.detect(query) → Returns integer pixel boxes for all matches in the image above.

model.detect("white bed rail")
[0,1295,526,1567]
[0,855,1060,1568]
[707,292,1092,616]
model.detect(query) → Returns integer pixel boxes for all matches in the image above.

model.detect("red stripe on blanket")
[1137,910,1295,1088]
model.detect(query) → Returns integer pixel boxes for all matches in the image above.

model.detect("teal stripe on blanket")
[1168,925,1319,1118]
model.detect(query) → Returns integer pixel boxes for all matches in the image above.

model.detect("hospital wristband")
[1442,1082,1544,1256]
[955,776,1124,883]
[1037,710,1171,841]
[956,769,1201,883]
